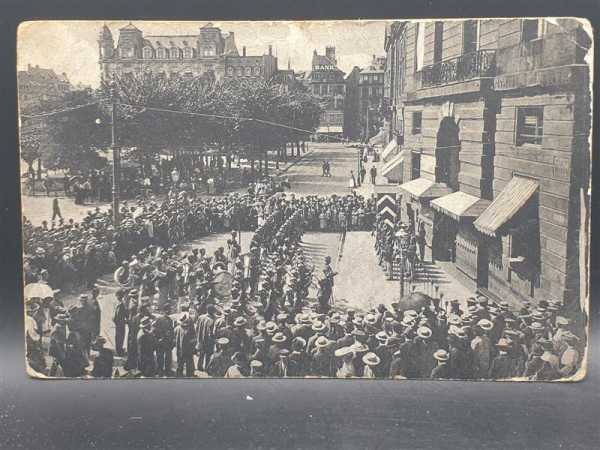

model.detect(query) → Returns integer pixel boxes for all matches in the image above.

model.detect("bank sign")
[493,66,578,91]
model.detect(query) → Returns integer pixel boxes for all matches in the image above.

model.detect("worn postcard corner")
[19,18,591,381]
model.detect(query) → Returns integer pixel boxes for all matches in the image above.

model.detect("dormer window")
[142,47,153,59]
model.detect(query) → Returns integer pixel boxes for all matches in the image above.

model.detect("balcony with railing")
[418,49,497,89]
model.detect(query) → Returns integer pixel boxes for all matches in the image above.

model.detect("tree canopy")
[20,71,323,173]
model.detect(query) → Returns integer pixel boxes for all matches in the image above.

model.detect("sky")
[17,20,391,88]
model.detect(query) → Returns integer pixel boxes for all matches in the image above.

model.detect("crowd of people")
[24,189,585,380]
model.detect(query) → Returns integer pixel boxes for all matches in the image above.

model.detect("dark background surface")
[1,1,600,449]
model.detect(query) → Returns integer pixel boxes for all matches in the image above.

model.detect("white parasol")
[24,282,56,300]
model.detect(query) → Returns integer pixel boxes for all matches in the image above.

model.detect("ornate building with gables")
[98,23,278,83]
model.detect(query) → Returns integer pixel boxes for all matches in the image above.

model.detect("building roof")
[99,24,113,40]
[144,35,199,48]
[120,22,141,32]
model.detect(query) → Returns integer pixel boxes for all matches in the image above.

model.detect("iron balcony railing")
[418,49,496,88]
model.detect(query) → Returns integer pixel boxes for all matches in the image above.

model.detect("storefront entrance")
[433,212,457,262]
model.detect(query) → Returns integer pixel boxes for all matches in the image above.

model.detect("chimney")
[242,46,246,57]
[27,63,31,70]
[268,45,272,56]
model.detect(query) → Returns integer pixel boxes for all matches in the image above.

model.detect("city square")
[19,19,590,380]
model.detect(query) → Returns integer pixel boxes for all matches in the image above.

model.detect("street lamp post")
[102,82,121,227]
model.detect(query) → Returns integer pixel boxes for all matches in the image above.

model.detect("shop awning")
[431,191,491,221]
[382,149,407,180]
[316,126,343,134]
[474,176,539,236]
[381,138,398,162]
[399,177,452,201]
[368,129,385,146]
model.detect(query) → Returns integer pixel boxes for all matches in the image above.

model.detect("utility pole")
[110,81,121,227]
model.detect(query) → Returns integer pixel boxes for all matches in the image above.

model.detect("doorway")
[433,213,457,262]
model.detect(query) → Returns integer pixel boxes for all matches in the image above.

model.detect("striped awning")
[381,138,398,162]
[368,129,385,146]
[431,191,491,221]
[474,176,539,236]
[399,177,452,201]
[382,149,407,179]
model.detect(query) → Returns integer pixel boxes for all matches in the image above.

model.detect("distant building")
[306,47,345,138]
[384,19,591,309]
[98,22,278,83]
[344,55,385,141]
[17,64,73,113]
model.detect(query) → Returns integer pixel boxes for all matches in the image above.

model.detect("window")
[236,67,243,76]
[227,66,234,76]
[522,19,545,43]
[170,48,180,59]
[433,22,444,64]
[120,47,134,58]
[183,47,194,59]
[415,22,425,72]
[313,85,319,95]
[411,111,422,134]
[245,67,252,76]
[516,107,544,146]
[157,48,167,59]
[463,20,480,54]
[142,47,153,59]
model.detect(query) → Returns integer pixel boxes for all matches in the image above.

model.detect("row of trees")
[20,71,323,176]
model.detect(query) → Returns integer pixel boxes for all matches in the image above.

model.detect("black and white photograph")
[18,18,592,381]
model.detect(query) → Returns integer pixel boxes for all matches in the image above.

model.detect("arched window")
[142,47,153,59]
[183,47,194,59]
[245,67,252,76]
[170,47,180,59]
[157,47,167,59]
[227,66,234,76]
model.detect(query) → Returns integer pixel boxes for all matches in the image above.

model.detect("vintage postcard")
[18,19,592,380]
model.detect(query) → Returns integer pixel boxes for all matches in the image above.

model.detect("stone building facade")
[17,64,73,113]
[344,56,386,140]
[98,23,278,84]
[384,19,591,309]
[306,47,346,137]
